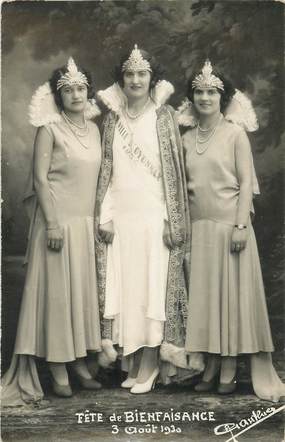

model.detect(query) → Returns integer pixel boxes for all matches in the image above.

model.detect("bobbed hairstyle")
[187,68,235,113]
[49,66,95,110]
[114,48,165,89]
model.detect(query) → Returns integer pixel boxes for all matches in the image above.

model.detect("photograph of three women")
[2,0,284,410]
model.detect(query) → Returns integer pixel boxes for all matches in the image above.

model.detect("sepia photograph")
[1,1,284,441]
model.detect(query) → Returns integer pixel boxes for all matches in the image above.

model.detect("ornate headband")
[122,44,152,72]
[192,60,224,91]
[56,57,89,90]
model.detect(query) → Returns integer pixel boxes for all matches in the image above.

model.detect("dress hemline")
[186,348,275,357]
[113,342,162,357]
[15,347,102,363]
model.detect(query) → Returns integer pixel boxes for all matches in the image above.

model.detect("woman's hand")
[163,220,173,250]
[99,221,115,244]
[47,225,64,252]
[230,228,248,253]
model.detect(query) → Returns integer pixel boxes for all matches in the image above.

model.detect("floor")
[1,257,285,442]
[2,366,285,442]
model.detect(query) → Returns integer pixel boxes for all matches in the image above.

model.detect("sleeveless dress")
[2,117,102,405]
[183,118,285,401]
[184,119,273,355]
[100,105,169,356]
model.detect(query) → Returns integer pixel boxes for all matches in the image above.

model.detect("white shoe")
[130,368,159,394]
[121,377,137,389]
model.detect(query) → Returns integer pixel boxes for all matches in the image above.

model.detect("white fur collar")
[29,82,101,127]
[97,80,174,115]
[176,89,259,133]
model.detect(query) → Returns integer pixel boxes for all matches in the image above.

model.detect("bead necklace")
[62,111,89,137]
[125,97,150,120]
[195,114,223,155]
[197,120,217,132]
[62,112,90,149]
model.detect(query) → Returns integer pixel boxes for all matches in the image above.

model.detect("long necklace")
[62,112,90,149]
[125,97,150,120]
[195,114,223,155]
[62,111,89,136]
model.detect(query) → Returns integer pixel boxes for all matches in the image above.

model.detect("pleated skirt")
[14,215,101,362]
[185,220,274,356]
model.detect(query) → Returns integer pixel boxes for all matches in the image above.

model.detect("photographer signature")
[213,404,285,442]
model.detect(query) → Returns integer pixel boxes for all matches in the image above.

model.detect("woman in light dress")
[2,58,103,404]
[179,60,285,401]
[96,45,202,394]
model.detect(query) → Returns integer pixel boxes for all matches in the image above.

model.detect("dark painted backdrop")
[2,1,284,366]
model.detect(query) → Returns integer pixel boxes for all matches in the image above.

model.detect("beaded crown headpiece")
[56,57,89,90]
[122,44,152,72]
[192,60,224,91]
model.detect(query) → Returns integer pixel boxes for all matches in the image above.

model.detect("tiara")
[192,60,224,91]
[122,44,152,72]
[56,57,89,90]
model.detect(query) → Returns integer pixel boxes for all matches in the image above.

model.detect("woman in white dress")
[2,58,102,404]
[96,45,202,393]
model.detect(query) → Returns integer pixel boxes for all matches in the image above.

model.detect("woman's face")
[193,87,221,116]
[60,84,88,113]
[123,69,151,101]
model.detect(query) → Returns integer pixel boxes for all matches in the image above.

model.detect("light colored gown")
[2,117,102,405]
[101,104,169,356]
[184,119,273,355]
[183,117,285,401]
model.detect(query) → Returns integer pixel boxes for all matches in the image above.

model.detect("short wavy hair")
[114,48,165,89]
[49,65,95,110]
[187,69,235,113]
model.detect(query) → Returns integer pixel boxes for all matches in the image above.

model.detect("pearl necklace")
[195,114,223,155]
[62,112,89,136]
[62,113,90,149]
[125,97,150,120]
[197,121,216,132]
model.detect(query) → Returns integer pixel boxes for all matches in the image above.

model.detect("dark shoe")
[194,376,217,393]
[217,377,237,395]
[76,374,102,390]
[52,379,72,398]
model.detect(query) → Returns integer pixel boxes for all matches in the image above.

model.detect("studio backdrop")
[2,0,284,368]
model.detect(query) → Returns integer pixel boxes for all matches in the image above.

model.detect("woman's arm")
[231,129,253,253]
[99,185,114,244]
[33,126,63,251]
